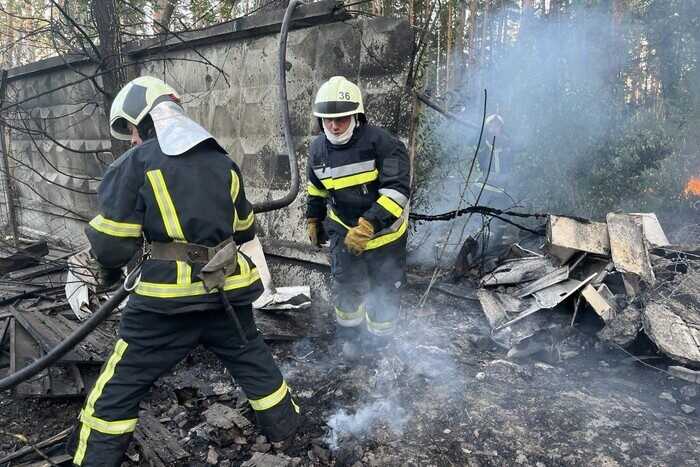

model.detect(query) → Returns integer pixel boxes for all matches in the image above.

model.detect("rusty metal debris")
[474,211,700,371]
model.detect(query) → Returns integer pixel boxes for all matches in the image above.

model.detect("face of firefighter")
[322,116,353,136]
[129,123,143,147]
[486,121,504,139]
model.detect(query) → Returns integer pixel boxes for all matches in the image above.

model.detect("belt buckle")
[187,248,204,262]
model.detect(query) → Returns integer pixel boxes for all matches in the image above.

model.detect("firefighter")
[306,76,411,347]
[476,113,515,247]
[68,76,300,466]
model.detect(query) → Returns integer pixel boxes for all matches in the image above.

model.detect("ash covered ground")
[1,287,699,466]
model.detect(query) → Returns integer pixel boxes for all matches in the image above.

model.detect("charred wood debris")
[0,210,699,465]
[462,212,700,371]
[0,241,312,467]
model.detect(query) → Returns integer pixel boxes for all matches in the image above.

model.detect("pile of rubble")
[0,240,319,466]
[476,213,700,372]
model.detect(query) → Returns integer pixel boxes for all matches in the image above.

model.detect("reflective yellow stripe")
[176,261,191,285]
[335,306,364,321]
[377,195,403,218]
[231,170,240,231]
[75,339,133,463]
[307,182,328,198]
[136,258,260,298]
[328,210,408,250]
[249,381,289,411]
[235,211,254,231]
[89,215,142,238]
[79,411,138,435]
[366,313,395,331]
[230,170,240,202]
[147,170,186,241]
[73,423,92,465]
[320,169,379,190]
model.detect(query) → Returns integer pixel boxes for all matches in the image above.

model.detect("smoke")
[325,400,408,450]
[410,5,628,267]
[321,284,467,451]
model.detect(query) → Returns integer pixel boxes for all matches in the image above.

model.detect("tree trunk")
[370,0,383,16]
[446,1,453,89]
[449,0,467,91]
[610,0,626,105]
[91,0,128,158]
[612,0,624,30]
[467,0,478,65]
[154,0,178,34]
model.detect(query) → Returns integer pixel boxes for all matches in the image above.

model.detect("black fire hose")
[252,0,301,213]
[0,0,302,391]
[0,286,129,391]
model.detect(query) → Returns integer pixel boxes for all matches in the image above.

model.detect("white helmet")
[485,113,504,129]
[109,76,180,140]
[313,76,365,121]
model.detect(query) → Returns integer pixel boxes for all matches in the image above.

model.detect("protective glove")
[307,218,327,247]
[344,217,374,256]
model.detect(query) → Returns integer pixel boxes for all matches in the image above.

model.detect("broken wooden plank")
[17,453,72,467]
[10,307,114,364]
[10,318,48,397]
[0,316,10,348]
[480,257,556,286]
[580,284,615,322]
[516,266,569,298]
[547,215,610,255]
[0,285,66,306]
[476,288,525,328]
[6,262,67,282]
[0,241,49,275]
[606,213,655,284]
[630,213,669,247]
[134,412,189,467]
[0,427,72,465]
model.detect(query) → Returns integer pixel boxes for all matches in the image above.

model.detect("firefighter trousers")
[68,304,299,467]
[327,223,407,336]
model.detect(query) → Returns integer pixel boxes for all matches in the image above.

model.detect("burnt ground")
[1,286,699,466]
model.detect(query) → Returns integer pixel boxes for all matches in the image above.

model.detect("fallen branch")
[0,428,71,466]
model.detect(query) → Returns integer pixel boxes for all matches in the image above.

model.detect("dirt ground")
[1,286,699,466]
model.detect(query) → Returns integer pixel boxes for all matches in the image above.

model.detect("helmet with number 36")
[313,76,366,122]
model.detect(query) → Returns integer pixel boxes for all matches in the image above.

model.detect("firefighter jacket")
[306,124,410,250]
[86,137,263,314]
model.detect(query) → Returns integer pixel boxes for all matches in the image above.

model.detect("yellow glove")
[307,218,324,247]
[344,217,374,256]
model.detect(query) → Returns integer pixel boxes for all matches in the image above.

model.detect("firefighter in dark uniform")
[68,76,300,466]
[476,113,515,246]
[305,76,411,345]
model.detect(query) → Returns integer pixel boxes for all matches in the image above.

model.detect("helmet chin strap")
[323,115,357,145]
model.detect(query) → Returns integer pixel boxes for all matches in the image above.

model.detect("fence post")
[0,69,20,246]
